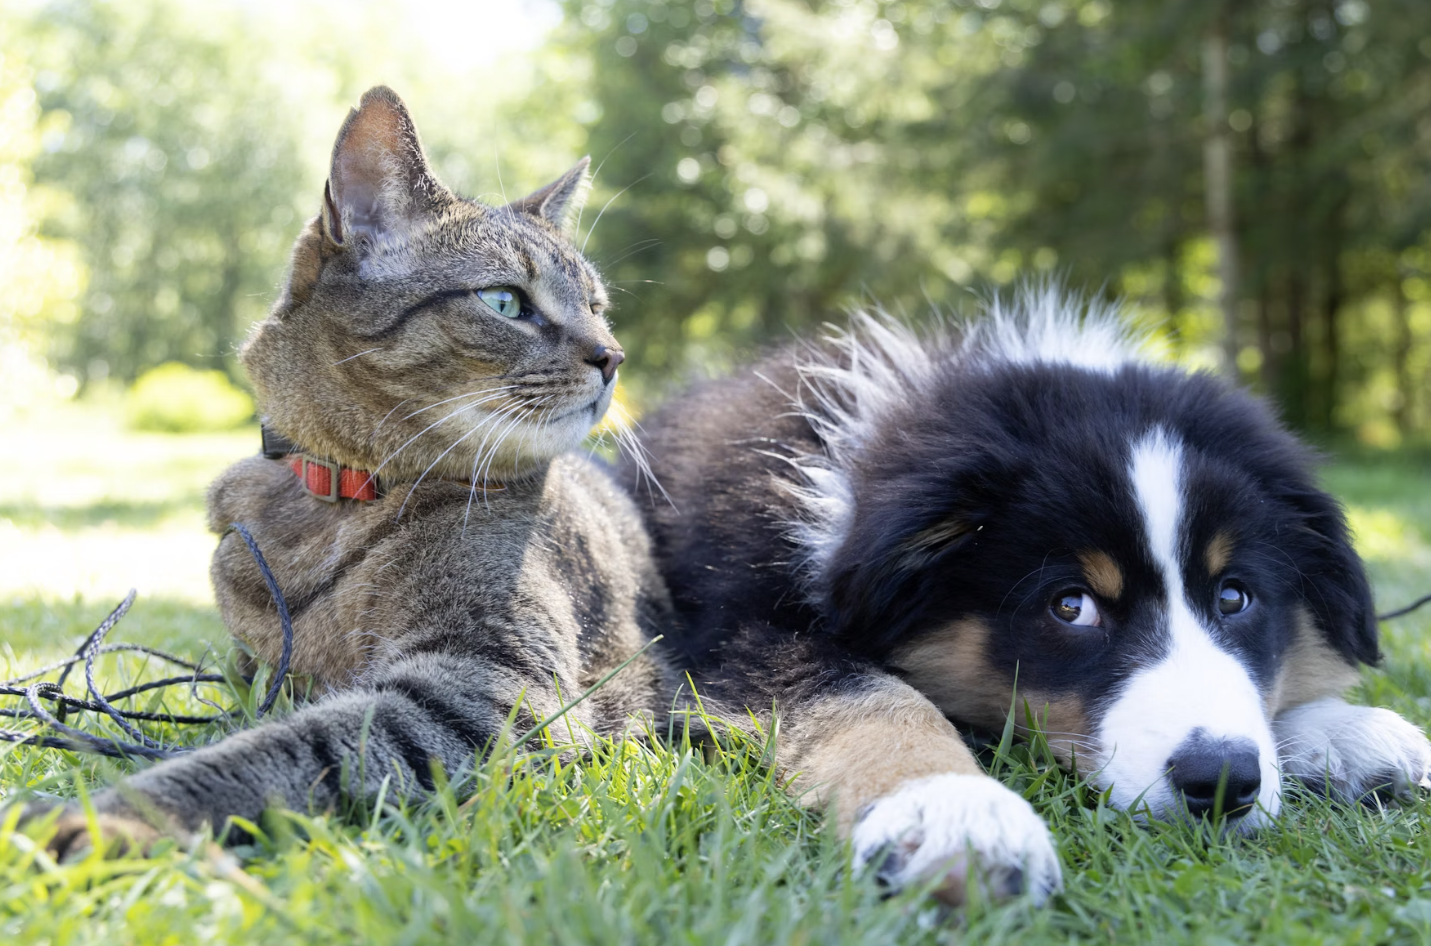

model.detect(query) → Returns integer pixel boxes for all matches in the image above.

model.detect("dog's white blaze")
[1091,429,1281,826]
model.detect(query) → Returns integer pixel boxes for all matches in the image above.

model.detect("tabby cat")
[28,86,673,853]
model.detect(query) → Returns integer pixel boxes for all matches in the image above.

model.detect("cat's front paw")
[1276,698,1431,802]
[851,773,1061,906]
[16,799,166,861]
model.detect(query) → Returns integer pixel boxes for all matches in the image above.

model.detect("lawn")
[2,402,1431,945]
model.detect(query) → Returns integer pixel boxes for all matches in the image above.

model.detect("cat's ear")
[322,86,447,248]
[504,157,592,236]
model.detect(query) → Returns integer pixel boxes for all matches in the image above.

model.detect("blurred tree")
[5,0,1429,440]
[14,0,602,388]
[0,16,86,418]
[961,0,1431,435]
[21,0,311,385]
[564,0,1010,391]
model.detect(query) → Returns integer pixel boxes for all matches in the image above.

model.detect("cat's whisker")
[468,401,544,520]
[477,397,551,496]
[372,397,415,436]
[380,397,510,489]
[462,398,530,485]
[577,131,637,237]
[599,238,663,269]
[584,425,609,462]
[580,174,651,255]
[603,284,649,302]
[331,347,384,366]
[471,398,536,479]
[373,391,516,478]
[505,398,549,486]
[460,421,492,539]
[458,400,513,538]
[402,385,520,421]
[395,403,521,520]
[489,402,557,518]
[605,400,670,504]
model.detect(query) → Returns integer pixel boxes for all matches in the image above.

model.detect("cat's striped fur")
[27,87,673,853]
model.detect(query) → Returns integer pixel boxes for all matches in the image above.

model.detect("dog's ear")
[1274,479,1379,665]
[824,457,1002,653]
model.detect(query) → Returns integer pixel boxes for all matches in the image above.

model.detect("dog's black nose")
[1167,732,1262,819]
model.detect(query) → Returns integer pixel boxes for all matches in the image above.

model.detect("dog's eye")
[1051,590,1102,627]
[1217,582,1251,616]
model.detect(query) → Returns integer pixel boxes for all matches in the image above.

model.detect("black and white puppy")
[630,288,1431,905]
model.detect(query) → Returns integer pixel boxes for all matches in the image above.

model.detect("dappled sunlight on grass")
[0,400,253,605]
[1324,458,1431,718]
[1345,505,1431,564]
[0,595,226,662]
[2,404,1431,944]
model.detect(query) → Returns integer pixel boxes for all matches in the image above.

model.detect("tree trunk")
[1203,11,1240,379]
[1247,110,1275,395]
[1163,239,1184,354]
[1392,270,1413,435]
[1281,7,1312,430]
[1317,194,1347,432]
[1285,269,1308,429]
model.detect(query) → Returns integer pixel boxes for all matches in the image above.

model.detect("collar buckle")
[300,454,341,502]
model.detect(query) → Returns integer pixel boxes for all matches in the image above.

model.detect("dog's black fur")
[624,298,1428,904]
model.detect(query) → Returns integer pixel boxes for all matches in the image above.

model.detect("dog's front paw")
[16,799,165,861]
[1276,698,1431,802]
[850,773,1061,906]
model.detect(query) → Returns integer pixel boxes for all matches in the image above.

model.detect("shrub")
[125,362,254,433]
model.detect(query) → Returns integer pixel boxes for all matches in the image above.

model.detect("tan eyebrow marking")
[1206,531,1234,576]
[1078,550,1124,600]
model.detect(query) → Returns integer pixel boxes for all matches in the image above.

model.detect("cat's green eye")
[476,287,524,319]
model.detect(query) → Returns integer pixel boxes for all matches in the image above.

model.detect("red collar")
[287,453,380,502]
[262,425,503,504]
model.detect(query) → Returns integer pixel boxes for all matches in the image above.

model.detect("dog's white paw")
[1276,698,1431,802]
[850,773,1061,906]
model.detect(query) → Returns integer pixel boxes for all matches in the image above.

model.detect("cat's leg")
[686,630,1060,906]
[1275,697,1431,802]
[21,650,574,858]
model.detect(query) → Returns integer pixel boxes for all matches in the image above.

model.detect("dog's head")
[799,306,1375,827]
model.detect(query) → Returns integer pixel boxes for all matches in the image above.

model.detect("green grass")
[2,404,1431,945]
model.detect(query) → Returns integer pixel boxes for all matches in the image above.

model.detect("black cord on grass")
[0,522,295,760]
[0,515,1426,761]
[223,523,294,717]
[1379,592,1431,623]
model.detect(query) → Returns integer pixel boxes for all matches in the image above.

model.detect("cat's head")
[242,86,618,483]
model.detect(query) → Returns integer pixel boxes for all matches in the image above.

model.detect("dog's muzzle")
[1167,729,1263,819]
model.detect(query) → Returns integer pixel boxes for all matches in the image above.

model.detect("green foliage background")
[2,0,1430,440]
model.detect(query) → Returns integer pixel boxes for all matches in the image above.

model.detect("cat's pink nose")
[586,345,624,384]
